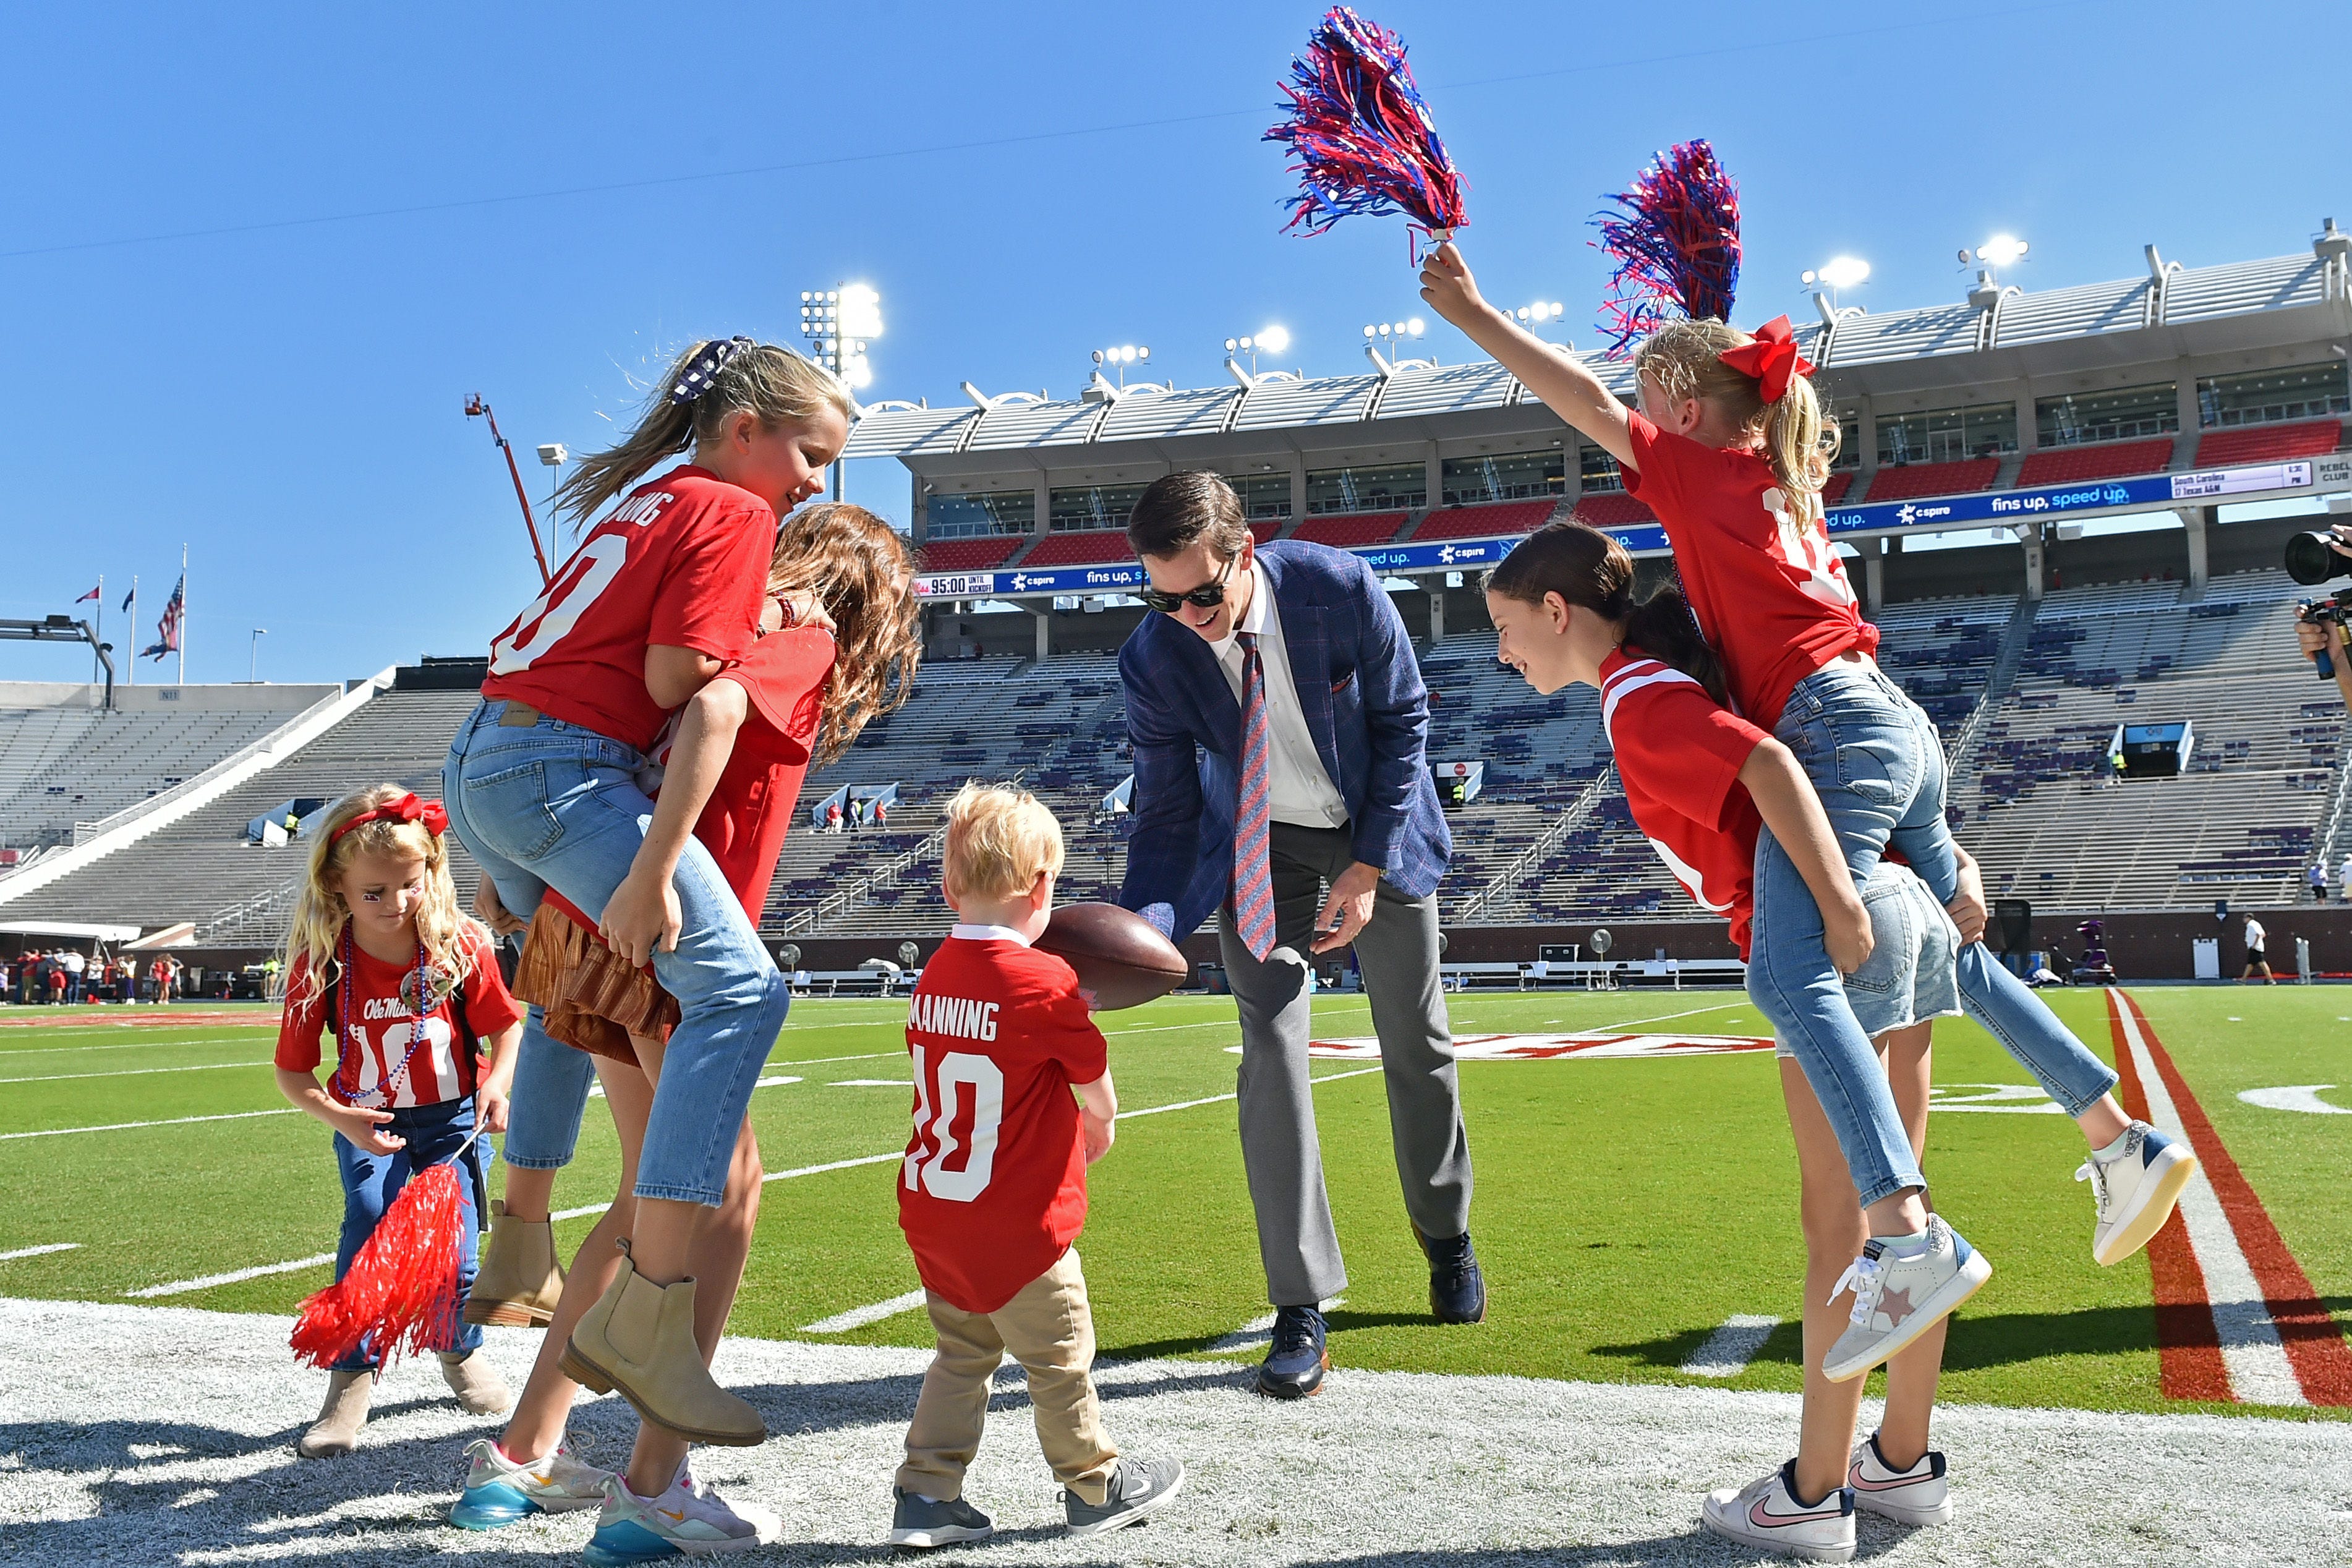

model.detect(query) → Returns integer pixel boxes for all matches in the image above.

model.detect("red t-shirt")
[1600,649,1771,959]
[481,466,775,752]
[275,923,524,1108]
[1621,413,1879,731]
[897,933,1109,1314]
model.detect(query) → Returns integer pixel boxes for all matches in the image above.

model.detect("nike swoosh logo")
[658,1509,688,1522]
[1751,1499,1846,1527]
[1847,1468,1925,1492]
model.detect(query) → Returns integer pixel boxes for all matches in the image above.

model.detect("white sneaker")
[1700,1461,1856,1562]
[582,1473,777,1564]
[448,1436,612,1529]
[679,1461,781,1543]
[2077,1122,2197,1266]
[1847,1432,1951,1526]
[1822,1216,1991,1383]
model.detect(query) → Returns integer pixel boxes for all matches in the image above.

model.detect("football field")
[3,983,2345,1418]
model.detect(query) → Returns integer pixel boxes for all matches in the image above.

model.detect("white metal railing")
[1452,766,1620,926]
[776,823,950,937]
[197,880,300,946]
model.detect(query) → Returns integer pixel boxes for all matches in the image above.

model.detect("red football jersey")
[1600,649,1771,959]
[481,466,775,752]
[276,923,524,1107]
[898,931,1109,1314]
[1621,412,1879,732]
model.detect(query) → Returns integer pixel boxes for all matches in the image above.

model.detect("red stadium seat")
[1250,519,1284,544]
[1820,471,1854,506]
[2192,417,2345,469]
[917,534,1023,573]
[1016,529,1133,568]
[1860,458,2001,503]
[1413,499,1557,542]
[2014,438,2174,488]
[1291,511,1408,547]
[1566,492,1655,528]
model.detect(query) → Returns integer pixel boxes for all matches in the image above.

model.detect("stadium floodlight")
[1226,326,1290,374]
[1801,257,1870,292]
[536,443,567,467]
[1255,324,1290,354]
[1091,345,1153,388]
[1513,300,1566,325]
[837,283,884,340]
[1974,235,2029,269]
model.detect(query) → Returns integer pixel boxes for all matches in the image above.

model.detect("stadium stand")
[918,534,1024,573]
[2190,416,2345,468]
[1562,492,1653,529]
[1410,499,1561,542]
[1856,458,2001,503]
[1290,510,1410,548]
[1014,529,1131,568]
[2014,437,2176,487]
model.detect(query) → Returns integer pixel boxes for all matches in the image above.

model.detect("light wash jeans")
[499,1015,598,1172]
[1747,660,2118,1204]
[444,700,787,1207]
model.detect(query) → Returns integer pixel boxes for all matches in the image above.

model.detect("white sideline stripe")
[2108,991,2304,1407]
[1677,1314,1781,1378]
[127,1253,336,1299]
[829,1079,910,1088]
[0,1034,275,1055]
[0,1107,297,1141]
[0,1059,270,1084]
[0,1242,81,1262]
[801,1289,929,1334]
[1206,1297,1345,1355]
[1123,1067,1384,1121]
[592,1074,800,1100]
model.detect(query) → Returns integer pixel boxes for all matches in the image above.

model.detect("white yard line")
[0,1059,270,1084]
[828,1079,910,1088]
[0,1036,270,1056]
[2109,991,2303,1407]
[126,1253,337,1300]
[0,1107,298,1141]
[0,1242,81,1263]
[801,1289,929,1334]
[1677,1314,1781,1378]
[592,1074,799,1100]
[1123,1067,1384,1121]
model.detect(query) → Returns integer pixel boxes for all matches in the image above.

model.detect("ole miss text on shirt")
[1621,413,1879,733]
[275,924,524,1109]
[898,927,1109,1314]
[1600,648,1772,959]
[481,466,776,752]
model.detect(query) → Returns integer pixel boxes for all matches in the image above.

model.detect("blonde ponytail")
[556,339,854,525]
[1632,318,1839,515]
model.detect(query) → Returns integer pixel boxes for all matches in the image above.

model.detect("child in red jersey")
[273,785,526,1459]
[887,783,1184,1550]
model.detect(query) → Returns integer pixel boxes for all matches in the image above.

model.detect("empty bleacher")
[0,702,323,851]
[919,534,1025,573]
[2191,417,2345,469]
[1412,498,1560,542]
[1291,511,1409,548]
[1015,529,1131,568]
[2014,438,2176,487]
[1564,492,1655,529]
[1858,458,2001,503]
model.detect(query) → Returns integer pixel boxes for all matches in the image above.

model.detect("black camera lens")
[2286,530,2352,586]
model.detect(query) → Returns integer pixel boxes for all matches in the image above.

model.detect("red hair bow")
[1716,315,1814,403]
[328,792,450,848]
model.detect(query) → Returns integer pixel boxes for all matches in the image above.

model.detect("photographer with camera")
[2287,522,2352,712]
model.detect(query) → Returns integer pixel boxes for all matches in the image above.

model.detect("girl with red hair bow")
[272,783,527,1459]
[1423,245,2154,1389]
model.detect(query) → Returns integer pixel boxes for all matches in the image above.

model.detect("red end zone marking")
[2109,990,2352,1406]
[0,1010,268,1030]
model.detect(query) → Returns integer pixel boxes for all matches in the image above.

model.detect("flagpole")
[127,576,137,688]
[179,543,187,686]
[93,574,103,687]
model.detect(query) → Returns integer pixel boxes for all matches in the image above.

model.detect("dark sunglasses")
[1141,551,1238,615]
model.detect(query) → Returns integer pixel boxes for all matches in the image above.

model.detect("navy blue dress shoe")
[1256,1305,1328,1399]
[1418,1228,1486,1324]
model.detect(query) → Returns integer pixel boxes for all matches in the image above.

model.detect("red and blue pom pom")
[1266,7,1467,256]
[1592,139,1742,354]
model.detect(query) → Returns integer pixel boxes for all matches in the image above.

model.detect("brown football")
[1035,902,1191,1010]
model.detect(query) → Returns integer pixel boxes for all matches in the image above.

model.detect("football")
[1035,901,1191,1010]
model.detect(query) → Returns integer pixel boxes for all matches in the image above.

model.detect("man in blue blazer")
[1117,471,1481,1400]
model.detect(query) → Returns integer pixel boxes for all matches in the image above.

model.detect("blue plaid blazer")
[1115,539,1451,941]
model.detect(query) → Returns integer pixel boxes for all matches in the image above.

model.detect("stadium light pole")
[1224,324,1292,376]
[1361,316,1431,374]
[537,443,568,522]
[1091,344,1151,388]
[802,283,882,500]
[1512,300,1568,334]
[249,628,266,684]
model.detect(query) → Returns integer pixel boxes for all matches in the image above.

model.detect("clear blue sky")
[2,0,2341,684]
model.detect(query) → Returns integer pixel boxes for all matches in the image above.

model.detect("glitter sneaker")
[2077,1121,2196,1266]
[1822,1216,1990,1383]
[449,1436,612,1529]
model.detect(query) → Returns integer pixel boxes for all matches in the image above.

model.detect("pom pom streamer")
[1266,7,1467,255]
[289,1133,474,1370]
[1591,139,1742,355]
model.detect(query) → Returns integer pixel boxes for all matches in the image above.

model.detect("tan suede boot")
[297,1370,372,1458]
[437,1348,513,1415]
[465,1199,565,1327]
[560,1244,765,1446]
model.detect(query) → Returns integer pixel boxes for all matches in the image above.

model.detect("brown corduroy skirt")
[510,901,679,1067]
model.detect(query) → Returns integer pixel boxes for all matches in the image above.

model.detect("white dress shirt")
[1210,562,1350,830]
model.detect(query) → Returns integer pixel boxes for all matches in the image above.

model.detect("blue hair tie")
[670,336,756,406]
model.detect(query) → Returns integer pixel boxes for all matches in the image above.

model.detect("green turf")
[2,986,2343,1421]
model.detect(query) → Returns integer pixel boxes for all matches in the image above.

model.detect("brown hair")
[941,781,1065,900]
[556,339,853,524]
[1484,522,1729,705]
[1127,470,1252,561]
[768,503,921,767]
[1632,318,1839,514]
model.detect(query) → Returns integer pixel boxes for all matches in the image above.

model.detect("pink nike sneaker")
[1700,1460,1855,1562]
[1848,1431,1951,1526]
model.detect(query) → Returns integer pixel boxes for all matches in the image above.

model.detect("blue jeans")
[500,1013,599,1170]
[1749,661,2119,1204]
[331,1096,485,1371]
[443,700,787,1207]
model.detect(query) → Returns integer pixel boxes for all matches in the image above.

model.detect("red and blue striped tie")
[1232,631,1276,961]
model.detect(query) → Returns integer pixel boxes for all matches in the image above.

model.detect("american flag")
[142,575,184,662]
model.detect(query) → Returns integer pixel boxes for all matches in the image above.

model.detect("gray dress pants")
[1217,821,1472,1306]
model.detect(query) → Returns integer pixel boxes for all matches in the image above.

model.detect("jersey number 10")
[904,1045,1004,1203]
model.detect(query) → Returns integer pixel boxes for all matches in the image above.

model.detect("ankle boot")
[466,1199,565,1327]
[297,1370,372,1458]
[562,1243,765,1446]
[437,1348,514,1415]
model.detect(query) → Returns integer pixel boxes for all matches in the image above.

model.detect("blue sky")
[2,0,2342,684]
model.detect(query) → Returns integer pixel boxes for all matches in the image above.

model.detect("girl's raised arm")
[1420,243,1637,470]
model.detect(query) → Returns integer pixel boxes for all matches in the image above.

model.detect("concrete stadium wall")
[0,681,342,712]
